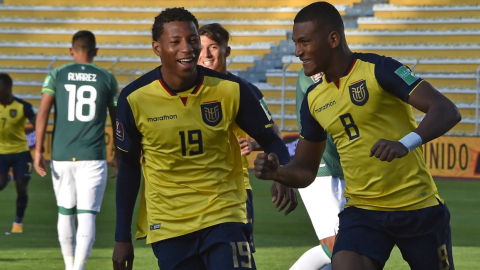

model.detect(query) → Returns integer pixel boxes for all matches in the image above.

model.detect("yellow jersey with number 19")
[300,53,441,211]
[117,66,281,243]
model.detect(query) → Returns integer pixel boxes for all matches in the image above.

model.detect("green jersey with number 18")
[296,68,344,178]
[41,62,118,161]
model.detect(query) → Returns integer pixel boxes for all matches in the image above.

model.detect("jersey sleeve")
[299,86,327,142]
[375,57,423,103]
[235,80,290,165]
[22,101,35,122]
[41,69,57,96]
[296,72,306,130]
[108,73,119,107]
[116,91,142,155]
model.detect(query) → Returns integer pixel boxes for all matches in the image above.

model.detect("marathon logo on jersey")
[67,72,97,82]
[201,101,222,126]
[315,101,336,114]
[349,79,369,106]
[147,115,177,122]
[9,109,17,118]
[116,119,124,141]
[150,223,161,231]
[395,66,419,86]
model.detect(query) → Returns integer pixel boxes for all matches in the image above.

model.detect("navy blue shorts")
[0,151,33,180]
[246,189,255,253]
[151,222,256,270]
[333,201,454,269]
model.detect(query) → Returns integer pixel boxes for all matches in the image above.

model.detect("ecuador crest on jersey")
[348,79,369,106]
[201,101,222,126]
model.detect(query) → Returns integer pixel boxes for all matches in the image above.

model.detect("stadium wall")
[33,126,480,180]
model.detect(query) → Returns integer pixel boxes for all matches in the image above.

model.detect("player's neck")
[0,94,14,106]
[324,50,354,83]
[74,58,94,64]
[160,66,198,90]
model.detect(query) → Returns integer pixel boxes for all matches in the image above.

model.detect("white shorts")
[298,176,346,240]
[50,160,107,213]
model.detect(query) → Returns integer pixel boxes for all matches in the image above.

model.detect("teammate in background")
[0,73,36,233]
[112,8,290,270]
[34,30,119,270]
[197,23,298,252]
[255,2,459,269]
[289,67,345,270]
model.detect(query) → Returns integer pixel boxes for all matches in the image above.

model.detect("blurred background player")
[0,73,36,233]
[112,8,290,270]
[289,67,345,270]
[255,1,460,269]
[34,30,119,270]
[197,22,298,253]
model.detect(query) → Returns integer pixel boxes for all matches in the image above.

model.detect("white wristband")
[398,132,423,153]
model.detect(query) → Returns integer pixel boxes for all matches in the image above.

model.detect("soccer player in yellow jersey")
[0,73,35,233]
[112,8,290,270]
[255,2,460,270]
[197,23,298,253]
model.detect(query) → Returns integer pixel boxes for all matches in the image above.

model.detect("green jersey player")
[34,30,119,270]
[290,68,345,270]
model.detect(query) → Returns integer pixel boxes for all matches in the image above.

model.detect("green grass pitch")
[1,170,479,269]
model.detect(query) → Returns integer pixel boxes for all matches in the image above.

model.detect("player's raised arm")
[112,87,142,270]
[369,58,461,162]
[407,80,461,145]
[255,87,326,188]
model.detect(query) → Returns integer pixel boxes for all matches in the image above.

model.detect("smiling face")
[152,20,200,84]
[198,35,230,74]
[292,21,333,77]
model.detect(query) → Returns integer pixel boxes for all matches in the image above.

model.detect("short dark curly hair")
[152,7,199,41]
[198,23,230,47]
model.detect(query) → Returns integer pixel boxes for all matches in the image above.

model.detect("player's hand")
[34,151,47,177]
[112,241,134,270]
[238,138,252,156]
[254,152,280,180]
[370,139,409,162]
[271,182,298,215]
[110,153,119,178]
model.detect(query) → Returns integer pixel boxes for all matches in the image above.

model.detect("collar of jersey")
[324,57,357,85]
[157,65,204,97]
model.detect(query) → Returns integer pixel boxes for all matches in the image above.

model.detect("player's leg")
[0,154,12,191]
[395,201,454,270]
[151,231,206,270]
[51,161,77,270]
[246,189,255,253]
[290,176,346,270]
[11,151,33,233]
[73,160,107,270]
[332,207,394,270]
[200,222,256,270]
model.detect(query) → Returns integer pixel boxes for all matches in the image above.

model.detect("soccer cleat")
[11,223,23,233]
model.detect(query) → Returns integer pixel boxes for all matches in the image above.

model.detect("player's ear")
[329,31,341,49]
[225,46,231,58]
[152,41,162,57]
[93,48,98,57]
[69,48,75,57]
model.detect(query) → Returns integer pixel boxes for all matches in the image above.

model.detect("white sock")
[73,213,96,270]
[58,214,76,270]
[289,245,332,270]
